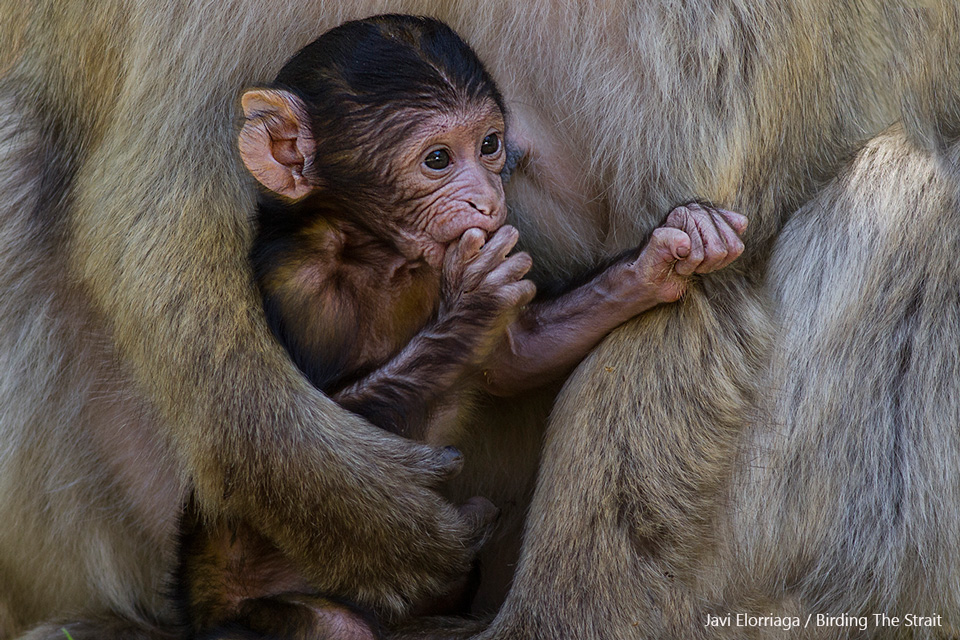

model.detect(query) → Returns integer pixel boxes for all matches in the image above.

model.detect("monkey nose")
[467,200,496,216]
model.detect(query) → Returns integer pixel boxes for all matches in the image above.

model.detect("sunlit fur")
[1,1,959,639]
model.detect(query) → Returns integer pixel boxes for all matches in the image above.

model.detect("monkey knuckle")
[706,248,729,264]
[692,211,713,229]
[462,227,486,243]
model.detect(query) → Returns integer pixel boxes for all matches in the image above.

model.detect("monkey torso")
[252,210,443,394]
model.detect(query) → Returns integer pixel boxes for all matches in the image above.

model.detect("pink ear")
[238,89,317,200]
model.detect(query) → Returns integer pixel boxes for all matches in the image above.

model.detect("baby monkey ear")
[238,89,318,200]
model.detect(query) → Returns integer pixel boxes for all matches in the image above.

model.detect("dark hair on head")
[273,15,504,199]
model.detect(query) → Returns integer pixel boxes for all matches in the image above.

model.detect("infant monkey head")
[239,14,508,268]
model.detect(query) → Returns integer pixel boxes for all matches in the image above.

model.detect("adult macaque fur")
[1,3,959,640]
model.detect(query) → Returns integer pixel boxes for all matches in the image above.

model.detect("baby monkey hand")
[442,225,536,315]
[624,203,747,307]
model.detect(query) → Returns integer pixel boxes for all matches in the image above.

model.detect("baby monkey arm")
[482,203,747,395]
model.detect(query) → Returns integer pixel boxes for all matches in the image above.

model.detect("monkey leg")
[722,128,960,635]
[178,510,382,640]
[470,270,772,640]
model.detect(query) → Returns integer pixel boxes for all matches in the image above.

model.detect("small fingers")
[716,209,748,235]
[685,203,729,272]
[665,206,704,276]
[649,226,692,262]
[501,278,537,308]
[666,206,705,275]
[447,228,491,292]
[707,209,745,271]
[427,446,465,485]
[458,225,520,290]
[477,225,520,266]
[459,496,500,550]
[668,203,748,274]
[445,228,486,271]
[489,250,533,283]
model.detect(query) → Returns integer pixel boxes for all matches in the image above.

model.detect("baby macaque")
[242,23,745,443]
[177,14,746,638]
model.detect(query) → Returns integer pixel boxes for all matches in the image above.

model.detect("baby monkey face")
[389,99,507,266]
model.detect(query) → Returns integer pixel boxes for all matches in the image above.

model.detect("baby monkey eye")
[424,149,450,170]
[481,133,501,156]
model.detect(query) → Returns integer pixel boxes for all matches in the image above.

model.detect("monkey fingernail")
[439,446,465,477]
[460,496,500,533]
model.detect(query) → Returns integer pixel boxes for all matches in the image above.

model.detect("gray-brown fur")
[1,1,960,639]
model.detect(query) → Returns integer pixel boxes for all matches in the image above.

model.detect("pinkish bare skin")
[480,203,747,396]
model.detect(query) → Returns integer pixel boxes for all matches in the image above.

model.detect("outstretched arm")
[482,204,747,396]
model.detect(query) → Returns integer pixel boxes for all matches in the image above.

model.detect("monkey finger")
[666,206,706,270]
[423,446,466,485]
[445,228,487,271]
[512,279,538,307]
[685,203,730,272]
[703,210,746,271]
[444,229,488,292]
[487,251,533,286]
[459,496,500,549]
[458,228,487,259]
[648,226,692,262]
[492,278,537,310]
[665,211,705,277]
[480,225,521,262]
[714,209,749,235]
[459,496,500,525]
[465,226,521,284]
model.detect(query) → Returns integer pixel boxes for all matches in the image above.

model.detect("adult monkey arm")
[72,54,488,622]
[0,0,492,630]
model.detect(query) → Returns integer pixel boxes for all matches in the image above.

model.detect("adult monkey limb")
[0,3,502,637]
[2,2,960,640]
